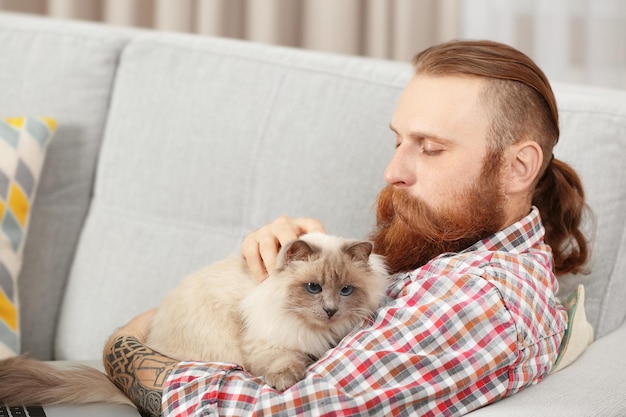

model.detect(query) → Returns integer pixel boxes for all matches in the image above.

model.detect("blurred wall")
[462,0,626,89]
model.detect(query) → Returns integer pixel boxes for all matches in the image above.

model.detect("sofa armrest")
[467,318,626,416]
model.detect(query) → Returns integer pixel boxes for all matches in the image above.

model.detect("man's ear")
[505,141,543,195]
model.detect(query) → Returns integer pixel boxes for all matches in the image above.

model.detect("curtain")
[0,0,624,88]
[0,0,459,62]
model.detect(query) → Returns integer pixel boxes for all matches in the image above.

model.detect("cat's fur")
[0,232,388,406]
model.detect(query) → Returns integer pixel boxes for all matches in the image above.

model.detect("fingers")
[241,216,326,282]
[293,217,326,236]
[242,234,269,283]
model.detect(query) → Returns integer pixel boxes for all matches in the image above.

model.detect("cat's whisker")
[346,308,377,324]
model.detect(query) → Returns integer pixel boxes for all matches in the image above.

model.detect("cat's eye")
[306,282,322,294]
[340,285,354,296]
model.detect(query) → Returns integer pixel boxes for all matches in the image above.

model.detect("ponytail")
[533,158,591,275]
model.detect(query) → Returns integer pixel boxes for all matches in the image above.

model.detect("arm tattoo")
[104,335,178,417]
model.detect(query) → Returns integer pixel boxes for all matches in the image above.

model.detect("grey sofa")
[2,12,625,416]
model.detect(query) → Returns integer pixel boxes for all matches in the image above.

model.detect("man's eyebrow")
[389,123,453,143]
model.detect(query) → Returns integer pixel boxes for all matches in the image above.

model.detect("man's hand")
[240,216,326,282]
[103,309,177,417]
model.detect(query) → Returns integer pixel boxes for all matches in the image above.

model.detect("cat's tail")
[0,355,133,407]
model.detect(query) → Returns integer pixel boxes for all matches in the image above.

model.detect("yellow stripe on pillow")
[0,290,17,331]
[4,117,25,129]
[8,184,29,227]
[40,117,57,132]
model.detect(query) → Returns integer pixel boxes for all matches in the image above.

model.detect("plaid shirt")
[162,207,567,416]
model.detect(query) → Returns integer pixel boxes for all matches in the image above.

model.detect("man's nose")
[384,144,416,186]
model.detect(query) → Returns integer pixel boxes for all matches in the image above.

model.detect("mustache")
[381,187,481,243]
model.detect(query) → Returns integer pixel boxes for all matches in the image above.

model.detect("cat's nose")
[324,308,337,318]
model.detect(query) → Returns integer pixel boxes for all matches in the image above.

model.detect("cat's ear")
[283,239,316,264]
[344,241,373,263]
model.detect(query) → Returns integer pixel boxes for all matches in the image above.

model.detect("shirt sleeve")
[162,273,519,417]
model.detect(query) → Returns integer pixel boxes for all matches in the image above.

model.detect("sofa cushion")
[55,33,410,359]
[551,84,626,339]
[0,13,135,359]
[0,117,55,358]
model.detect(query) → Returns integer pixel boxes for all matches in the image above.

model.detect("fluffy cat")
[0,232,389,406]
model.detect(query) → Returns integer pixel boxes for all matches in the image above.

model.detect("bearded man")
[103,40,589,417]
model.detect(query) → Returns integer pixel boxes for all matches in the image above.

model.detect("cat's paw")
[265,366,304,391]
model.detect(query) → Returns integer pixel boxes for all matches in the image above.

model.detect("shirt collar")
[461,206,545,255]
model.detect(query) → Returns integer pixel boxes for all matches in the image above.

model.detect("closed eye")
[422,147,444,156]
[389,123,452,155]
[420,138,445,156]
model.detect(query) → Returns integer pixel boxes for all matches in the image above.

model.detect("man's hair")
[412,39,590,276]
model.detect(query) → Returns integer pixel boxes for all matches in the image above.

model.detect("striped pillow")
[0,117,56,359]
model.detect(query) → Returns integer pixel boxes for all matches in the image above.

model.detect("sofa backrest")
[2,13,625,360]
[56,30,626,360]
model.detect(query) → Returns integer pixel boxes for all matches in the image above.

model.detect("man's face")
[385,75,491,204]
[371,75,507,274]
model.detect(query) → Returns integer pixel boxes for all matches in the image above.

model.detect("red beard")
[370,157,507,274]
